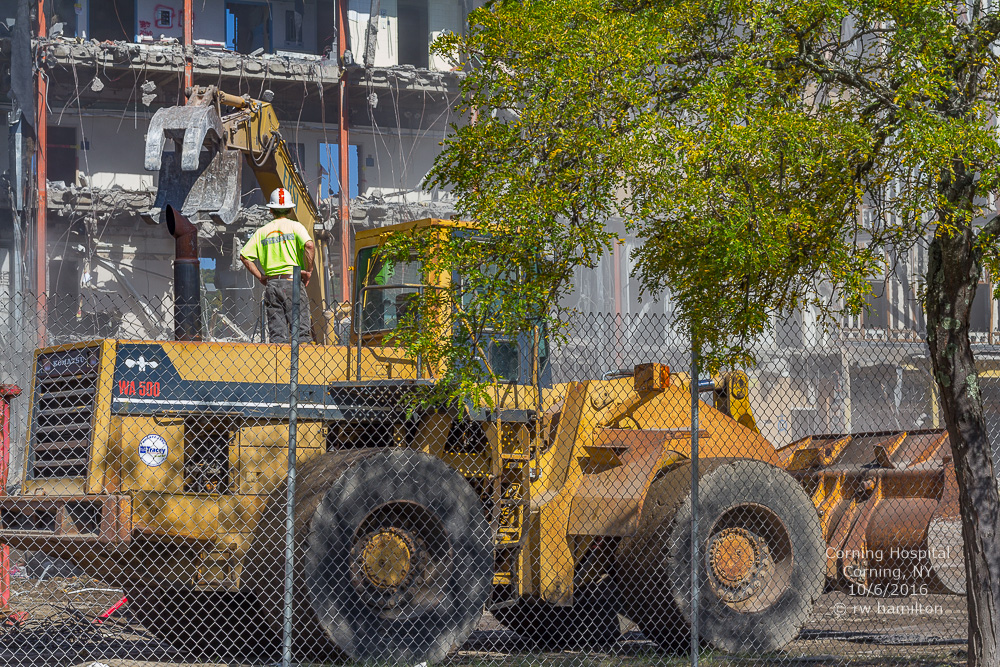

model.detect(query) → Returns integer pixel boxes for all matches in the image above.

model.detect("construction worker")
[240,188,315,344]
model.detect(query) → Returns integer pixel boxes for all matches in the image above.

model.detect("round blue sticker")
[138,434,169,466]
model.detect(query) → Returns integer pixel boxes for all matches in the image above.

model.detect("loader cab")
[352,219,550,386]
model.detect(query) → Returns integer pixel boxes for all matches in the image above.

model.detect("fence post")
[283,266,302,667]
[690,347,699,667]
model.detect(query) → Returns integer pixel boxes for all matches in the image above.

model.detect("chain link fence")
[0,284,985,666]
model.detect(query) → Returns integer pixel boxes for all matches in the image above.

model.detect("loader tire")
[303,448,492,663]
[618,459,824,653]
[493,577,621,650]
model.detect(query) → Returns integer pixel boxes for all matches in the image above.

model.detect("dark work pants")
[264,278,312,344]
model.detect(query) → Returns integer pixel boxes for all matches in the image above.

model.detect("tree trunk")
[925,216,1000,667]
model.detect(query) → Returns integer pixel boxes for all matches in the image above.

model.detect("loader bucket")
[142,103,242,226]
[779,429,966,594]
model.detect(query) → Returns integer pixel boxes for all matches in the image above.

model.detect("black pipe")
[166,205,202,341]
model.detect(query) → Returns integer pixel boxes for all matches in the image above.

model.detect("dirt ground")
[1,573,969,667]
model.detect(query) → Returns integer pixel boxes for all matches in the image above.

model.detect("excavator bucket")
[142,101,242,226]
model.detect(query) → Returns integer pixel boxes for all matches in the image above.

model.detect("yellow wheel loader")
[0,87,962,662]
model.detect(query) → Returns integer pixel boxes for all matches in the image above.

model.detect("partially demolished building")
[0,0,468,479]
[0,0,463,344]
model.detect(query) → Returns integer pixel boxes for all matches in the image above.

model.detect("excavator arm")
[215,90,320,234]
[143,85,329,339]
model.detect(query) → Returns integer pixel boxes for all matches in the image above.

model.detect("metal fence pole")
[282,266,302,667]
[690,346,700,667]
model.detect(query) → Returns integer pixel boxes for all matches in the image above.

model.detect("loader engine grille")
[29,346,101,478]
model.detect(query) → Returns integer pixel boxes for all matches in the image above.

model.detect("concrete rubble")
[36,37,463,93]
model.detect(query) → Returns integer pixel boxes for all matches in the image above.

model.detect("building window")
[226,2,272,54]
[88,0,134,42]
[319,144,359,199]
[864,281,888,330]
[396,0,428,68]
[51,0,81,37]
[47,126,78,187]
[971,283,991,333]
[284,9,303,46]
[155,7,174,29]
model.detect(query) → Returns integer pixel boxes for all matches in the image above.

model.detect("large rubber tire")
[492,577,621,650]
[303,448,492,663]
[617,459,824,653]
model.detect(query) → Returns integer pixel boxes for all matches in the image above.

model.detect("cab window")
[354,246,422,334]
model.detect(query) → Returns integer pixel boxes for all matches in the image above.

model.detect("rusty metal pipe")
[166,206,202,341]
[183,0,192,91]
[1,384,21,614]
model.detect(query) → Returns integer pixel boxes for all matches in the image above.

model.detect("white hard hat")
[267,188,294,209]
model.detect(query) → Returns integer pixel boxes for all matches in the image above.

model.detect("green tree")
[379,0,649,407]
[390,0,1000,662]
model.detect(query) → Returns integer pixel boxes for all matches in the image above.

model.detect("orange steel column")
[35,0,47,343]
[337,0,350,303]
[183,0,193,91]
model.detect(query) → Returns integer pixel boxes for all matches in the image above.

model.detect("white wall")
[349,0,398,67]
[51,115,154,190]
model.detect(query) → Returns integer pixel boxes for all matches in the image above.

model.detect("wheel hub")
[353,527,417,597]
[706,527,771,603]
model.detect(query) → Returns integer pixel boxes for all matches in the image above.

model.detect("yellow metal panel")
[21,478,86,496]
[352,346,422,381]
[484,383,540,415]
[101,416,124,493]
[415,413,452,458]
[536,381,591,605]
[238,421,323,495]
[297,345,351,384]
[157,340,413,387]
[119,416,186,494]
[353,218,477,248]
[626,383,780,463]
[162,341,280,383]
[131,493,269,539]
[519,510,540,596]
